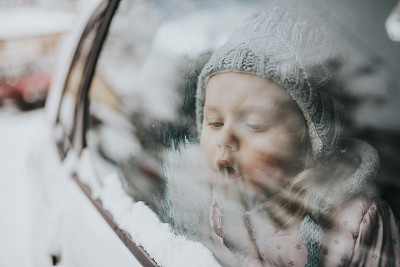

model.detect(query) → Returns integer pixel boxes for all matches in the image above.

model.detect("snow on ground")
[0,107,45,267]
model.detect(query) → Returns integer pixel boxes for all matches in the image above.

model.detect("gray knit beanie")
[195,3,348,266]
[196,3,344,162]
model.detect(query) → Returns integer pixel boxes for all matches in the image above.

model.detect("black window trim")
[55,0,109,159]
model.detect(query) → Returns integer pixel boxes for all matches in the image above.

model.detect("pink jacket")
[209,193,400,266]
[263,194,400,266]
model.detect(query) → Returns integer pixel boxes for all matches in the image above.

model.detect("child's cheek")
[241,148,289,192]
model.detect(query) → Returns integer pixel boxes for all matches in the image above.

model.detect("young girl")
[188,2,400,266]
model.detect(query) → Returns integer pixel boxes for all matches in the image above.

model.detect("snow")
[0,108,44,267]
[0,4,99,265]
[77,149,221,267]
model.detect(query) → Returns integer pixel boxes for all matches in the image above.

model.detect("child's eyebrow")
[240,105,274,114]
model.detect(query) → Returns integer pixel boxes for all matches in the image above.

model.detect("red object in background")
[0,72,51,109]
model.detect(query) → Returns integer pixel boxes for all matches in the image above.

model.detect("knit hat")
[196,2,344,162]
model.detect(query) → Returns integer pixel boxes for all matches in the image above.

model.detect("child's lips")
[216,159,240,179]
[218,159,232,168]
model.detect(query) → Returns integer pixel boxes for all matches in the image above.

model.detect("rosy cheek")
[253,149,282,168]
[242,149,284,180]
[241,147,300,193]
[262,129,305,168]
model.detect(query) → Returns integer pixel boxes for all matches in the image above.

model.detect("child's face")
[200,72,308,194]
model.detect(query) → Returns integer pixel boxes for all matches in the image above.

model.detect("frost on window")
[85,0,400,266]
[85,0,262,214]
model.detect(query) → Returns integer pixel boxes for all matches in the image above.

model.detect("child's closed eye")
[208,122,224,128]
[246,123,269,132]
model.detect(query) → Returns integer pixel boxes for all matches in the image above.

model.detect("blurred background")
[0,0,399,266]
[0,1,95,266]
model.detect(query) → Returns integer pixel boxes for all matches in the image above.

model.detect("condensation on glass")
[85,0,265,214]
[84,0,400,265]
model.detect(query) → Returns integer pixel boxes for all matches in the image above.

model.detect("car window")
[82,0,400,265]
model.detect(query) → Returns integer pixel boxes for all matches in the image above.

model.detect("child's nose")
[217,125,239,152]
